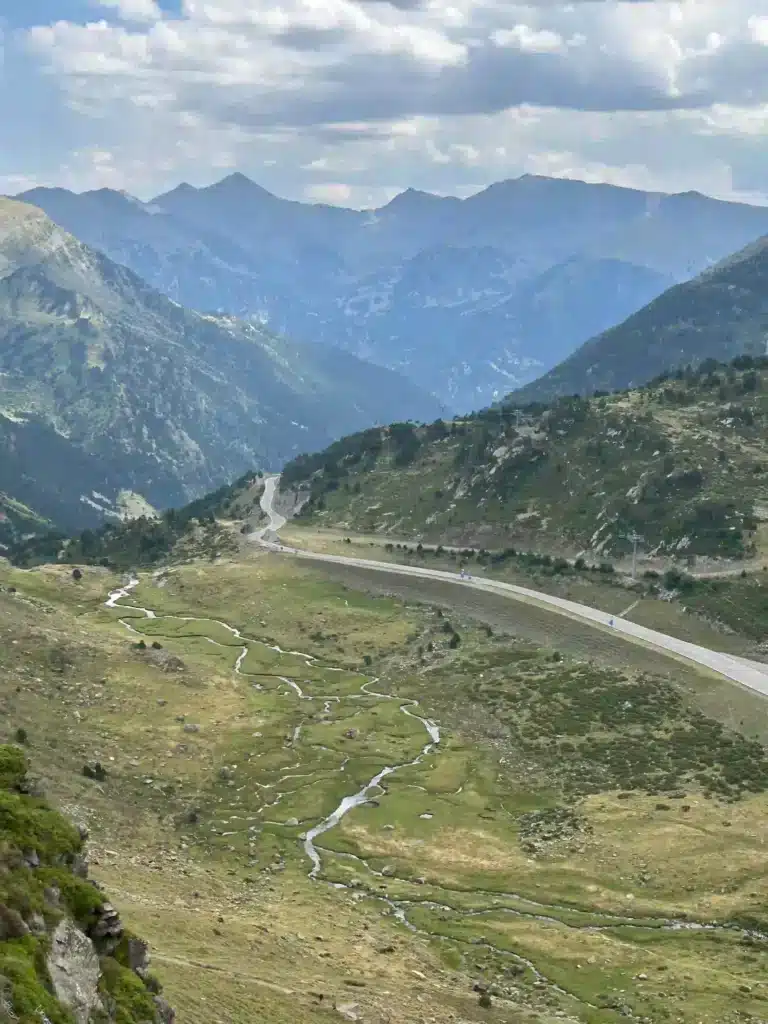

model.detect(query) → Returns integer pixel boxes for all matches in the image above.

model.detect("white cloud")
[491,25,566,53]
[304,181,354,202]
[12,0,768,205]
[92,0,163,23]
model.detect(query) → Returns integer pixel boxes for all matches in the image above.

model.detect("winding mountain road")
[254,475,768,700]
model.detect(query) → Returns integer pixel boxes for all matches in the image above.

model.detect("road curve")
[253,476,768,700]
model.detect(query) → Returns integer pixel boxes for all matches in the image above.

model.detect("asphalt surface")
[254,475,768,700]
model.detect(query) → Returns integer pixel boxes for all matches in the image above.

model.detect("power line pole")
[626,532,644,579]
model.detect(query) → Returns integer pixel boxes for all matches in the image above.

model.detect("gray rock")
[47,919,104,1024]
[125,936,151,976]
[71,853,89,879]
[28,912,47,935]
[44,885,61,907]
[90,902,123,951]
[154,995,176,1023]
[336,1003,361,1021]
[146,649,185,673]
[285,818,299,828]
[0,904,29,940]
[183,723,200,734]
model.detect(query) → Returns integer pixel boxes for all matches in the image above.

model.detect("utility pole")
[626,531,644,579]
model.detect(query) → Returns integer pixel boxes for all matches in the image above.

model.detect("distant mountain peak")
[81,187,146,209]
[150,181,198,205]
[205,172,276,199]
[14,186,71,200]
[383,187,444,210]
[218,171,256,187]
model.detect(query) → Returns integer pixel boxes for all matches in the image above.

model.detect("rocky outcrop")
[47,919,104,1024]
[90,902,123,952]
[0,744,176,1024]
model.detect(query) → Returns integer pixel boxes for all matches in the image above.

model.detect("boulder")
[43,885,61,908]
[336,1003,361,1021]
[90,902,123,952]
[154,995,176,1023]
[28,912,47,935]
[125,936,151,977]
[47,919,104,1024]
[0,904,29,940]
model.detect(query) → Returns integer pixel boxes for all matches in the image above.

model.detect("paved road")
[253,476,768,700]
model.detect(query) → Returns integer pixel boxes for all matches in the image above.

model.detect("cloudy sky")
[3,0,768,206]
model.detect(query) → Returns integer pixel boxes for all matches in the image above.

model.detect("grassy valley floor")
[1,552,768,1024]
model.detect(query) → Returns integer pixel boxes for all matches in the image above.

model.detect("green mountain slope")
[0,744,174,1023]
[0,198,443,516]
[280,356,768,560]
[514,233,768,403]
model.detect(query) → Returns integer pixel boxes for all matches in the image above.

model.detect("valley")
[2,172,768,1024]
[8,5,768,1021]
[4,491,768,1023]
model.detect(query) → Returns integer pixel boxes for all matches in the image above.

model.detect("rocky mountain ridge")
[18,174,768,410]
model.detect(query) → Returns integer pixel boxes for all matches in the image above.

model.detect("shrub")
[0,747,27,790]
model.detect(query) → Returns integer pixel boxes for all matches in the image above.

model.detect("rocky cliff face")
[0,744,174,1024]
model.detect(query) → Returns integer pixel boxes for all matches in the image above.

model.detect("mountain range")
[0,197,442,535]
[18,173,768,410]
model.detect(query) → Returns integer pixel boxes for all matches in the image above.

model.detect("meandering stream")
[105,575,440,882]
